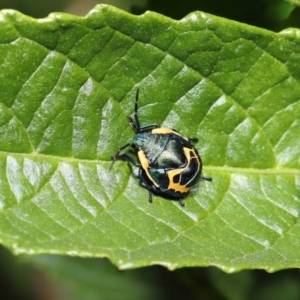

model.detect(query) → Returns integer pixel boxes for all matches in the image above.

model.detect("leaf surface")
[0,5,299,272]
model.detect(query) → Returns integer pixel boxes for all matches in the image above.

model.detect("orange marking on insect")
[138,150,159,187]
[167,147,199,193]
[151,128,188,140]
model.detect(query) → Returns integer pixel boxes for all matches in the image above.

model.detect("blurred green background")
[0,0,300,299]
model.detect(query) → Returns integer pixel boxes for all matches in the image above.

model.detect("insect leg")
[138,123,160,132]
[178,199,185,207]
[127,116,159,132]
[139,169,154,203]
[200,176,212,181]
[110,143,140,171]
[171,129,198,143]
[148,191,153,203]
[188,137,198,143]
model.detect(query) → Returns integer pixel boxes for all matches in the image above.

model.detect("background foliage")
[0,0,299,299]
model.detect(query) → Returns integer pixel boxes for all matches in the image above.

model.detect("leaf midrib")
[0,151,298,175]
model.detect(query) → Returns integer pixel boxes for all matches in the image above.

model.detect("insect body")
[110,89,212,206]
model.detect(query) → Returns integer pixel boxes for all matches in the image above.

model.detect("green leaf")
[0,5,299,272]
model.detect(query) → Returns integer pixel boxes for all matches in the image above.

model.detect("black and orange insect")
[110,89,211,206]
